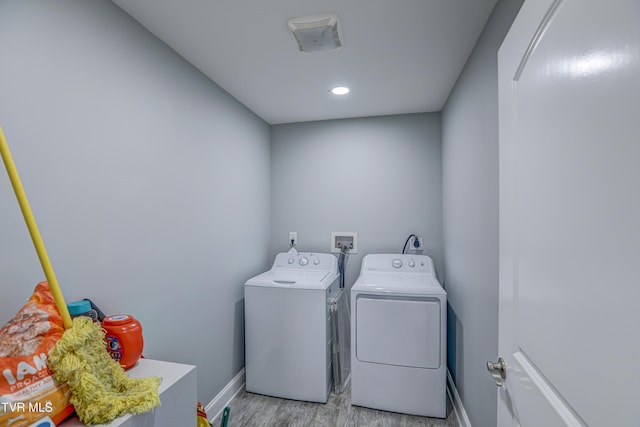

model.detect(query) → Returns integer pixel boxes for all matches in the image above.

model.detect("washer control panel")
[273,252,338,272]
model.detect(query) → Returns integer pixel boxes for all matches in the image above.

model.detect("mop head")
[47,317,161,425]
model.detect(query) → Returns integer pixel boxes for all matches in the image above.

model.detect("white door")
[496,0,640,426]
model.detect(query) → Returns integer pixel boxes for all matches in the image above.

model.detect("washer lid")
[245,269,336,290]
[352,272,445,296]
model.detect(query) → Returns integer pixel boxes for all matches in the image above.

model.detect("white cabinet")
[60,359,197,427]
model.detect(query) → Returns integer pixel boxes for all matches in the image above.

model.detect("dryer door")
[355,295,441,369]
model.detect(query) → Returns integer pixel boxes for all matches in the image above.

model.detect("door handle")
[486,357,507,386]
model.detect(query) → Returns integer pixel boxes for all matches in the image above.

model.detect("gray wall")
[441,0,523,426]
[270,113,443,291]
[0,0,270,405]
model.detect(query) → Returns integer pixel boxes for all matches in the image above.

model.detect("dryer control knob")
[288,257,295,264]
[313,258,320,265]
[392,259,403,268]
[408,259,415,268]
[299,257,309,266]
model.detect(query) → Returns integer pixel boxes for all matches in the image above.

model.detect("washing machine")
[244,251,339,403]
[350,254,447,417]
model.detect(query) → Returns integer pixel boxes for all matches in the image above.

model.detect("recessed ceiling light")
[331,86,350,95]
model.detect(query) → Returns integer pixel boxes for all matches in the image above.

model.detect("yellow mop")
[0,125,160,425]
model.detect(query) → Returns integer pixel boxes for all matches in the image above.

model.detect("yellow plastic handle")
[0,125,72,329]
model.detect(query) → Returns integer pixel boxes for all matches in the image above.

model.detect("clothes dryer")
[351,254,447,417]
[245,251,339,403]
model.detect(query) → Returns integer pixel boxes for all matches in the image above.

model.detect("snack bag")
[0,282,74,426]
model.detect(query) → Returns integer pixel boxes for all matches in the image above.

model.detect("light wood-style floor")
[211,384,458,427]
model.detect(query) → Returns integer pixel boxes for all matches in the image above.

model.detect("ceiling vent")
[287,13,342,53]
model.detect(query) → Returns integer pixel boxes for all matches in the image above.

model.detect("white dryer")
[351,254,447,418]
[244,251,339,403]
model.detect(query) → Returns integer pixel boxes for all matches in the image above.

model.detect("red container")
[102,314,144,370]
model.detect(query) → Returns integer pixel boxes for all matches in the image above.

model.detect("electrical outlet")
[409,235,424,250]
[331,232,357,253]
[289,232,297,246]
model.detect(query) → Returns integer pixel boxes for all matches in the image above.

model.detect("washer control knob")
[408,259,415,268]
[392,259,403,269]
[313,258,320,265]
[299,257,309,266]
[288,257,295,264]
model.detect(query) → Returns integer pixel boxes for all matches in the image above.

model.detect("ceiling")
[111,0,498,125]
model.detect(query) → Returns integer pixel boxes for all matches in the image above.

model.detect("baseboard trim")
[447,369,472,427]
[205,368,245,422]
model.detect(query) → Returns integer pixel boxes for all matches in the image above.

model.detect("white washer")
[351,254,447,418]
[244,251,339,403]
